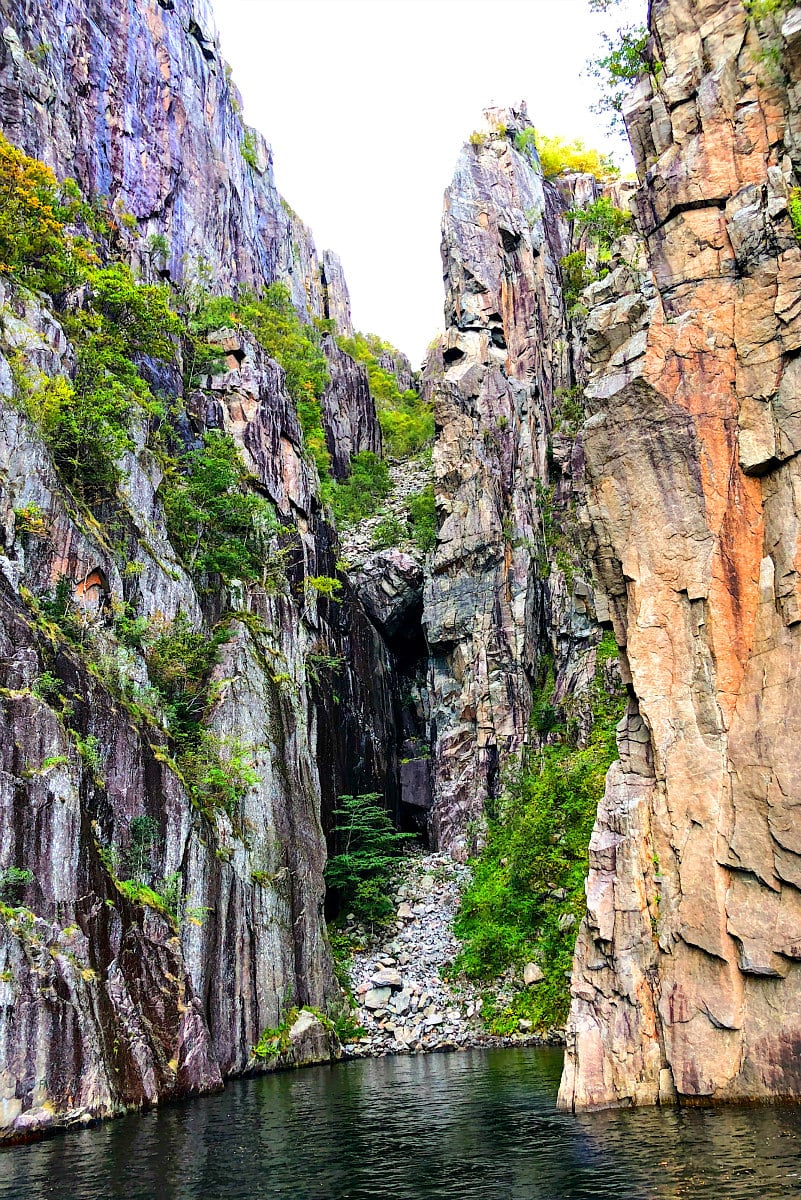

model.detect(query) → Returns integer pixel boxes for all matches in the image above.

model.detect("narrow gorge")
[1,0,801,1162]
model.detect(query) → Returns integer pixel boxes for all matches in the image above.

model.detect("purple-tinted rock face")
[321,335,382,480]
[0,0,394,1143]
[422,105,602,859]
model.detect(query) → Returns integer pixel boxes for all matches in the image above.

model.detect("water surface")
[3,1048,801,1199]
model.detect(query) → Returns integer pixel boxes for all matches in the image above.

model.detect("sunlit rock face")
[560,0,801,1110]
[423,105,600,858]
[0,0,398,1142]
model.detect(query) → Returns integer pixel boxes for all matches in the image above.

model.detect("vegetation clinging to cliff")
[335,330,433,457]
[515,129,616,180]
[454,636,625,1033]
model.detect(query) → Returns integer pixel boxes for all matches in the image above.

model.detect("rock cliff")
[0,0,401,1141]
[560,0,801,1109]
[423,105,604,857]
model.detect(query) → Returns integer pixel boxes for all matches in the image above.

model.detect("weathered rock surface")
[0,0,404,1143]
[422,105,602,856]
[0,0,328,317]
[320,333,382,481]
[560,0,801,1110]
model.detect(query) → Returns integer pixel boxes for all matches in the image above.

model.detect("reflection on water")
[2,1048,801,1199]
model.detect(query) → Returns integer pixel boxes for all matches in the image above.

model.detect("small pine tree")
[325,794,414,927]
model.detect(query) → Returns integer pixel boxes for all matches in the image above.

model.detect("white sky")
[212,0,645,366]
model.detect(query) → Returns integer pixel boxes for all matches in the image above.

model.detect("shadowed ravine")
[3,1049,801,1200]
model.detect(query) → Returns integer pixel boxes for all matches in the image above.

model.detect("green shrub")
[0,867,34,905]
[0,131,96,292]
[565,196,632,254]
[407,484,437,553]
[789,187,801,241]
[371,513,406,550]
[336,331,433,457]
[559,252,595,310]
[253,1009,297,1060]
[590,26,653,127]
[454,641,625,1031]
[126,814,160,882]
[145,613,225,744]
[324,793,414,927]
[161,431,279,583]
[520,130,616,180]
[241,129,258,170]
[145,614,256,820]
[329,451,392,526]
[32,671,63,704]
[16,263,180,500]
[177,732,257,820]
[118,873,180,923]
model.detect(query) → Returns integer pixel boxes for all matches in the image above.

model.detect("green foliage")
[13,502,48,537]
[253,1009,297,1060]
[32,670,63,705]
[454,645,626,1031]
[144,614,256,820]
[75,733,102,773]
[566,196,632,254]
[589,25,653,127]
[559,252,595,310]
[117,872,181,923]
[177,733,258,820]
[145,613,225,744]
[789,187,801,241]
[513,128,539,162]
[554,386,584,435]
[16,262,180,500]
[161,431,279,584]
[336,332,433,457]
[515,128,615,180]
[407,484,437,554]
[0,131,97,292]
[371,513,406,550]
[0,867,34,905]
[324,793,414,927]
[126,815,160,882]
[330,451,392,526]
[745,0,790,17]
[146,232,170,261]
[241,129,258,170]
[326,926,367,1042]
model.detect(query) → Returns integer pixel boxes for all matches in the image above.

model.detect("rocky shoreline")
[340,852,563,1059]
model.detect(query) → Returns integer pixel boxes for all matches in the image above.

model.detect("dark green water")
[3,1047,801,1199]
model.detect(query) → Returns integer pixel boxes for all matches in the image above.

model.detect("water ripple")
[2,1048,801,1200]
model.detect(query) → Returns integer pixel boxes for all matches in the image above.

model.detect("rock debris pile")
[344,852,544,1058]
[339,455,432,569]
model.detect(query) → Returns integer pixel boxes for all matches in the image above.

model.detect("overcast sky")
[212,0,645,366]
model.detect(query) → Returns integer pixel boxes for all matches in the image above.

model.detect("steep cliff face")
[0,0,401,1142]
[560,0,801,1109]
[423,106,602,857]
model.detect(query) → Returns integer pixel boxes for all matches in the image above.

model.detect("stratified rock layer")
[560,0,801,1109]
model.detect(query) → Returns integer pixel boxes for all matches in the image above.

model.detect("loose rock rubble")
[339,454,432,569]
[342,852,549,1058]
